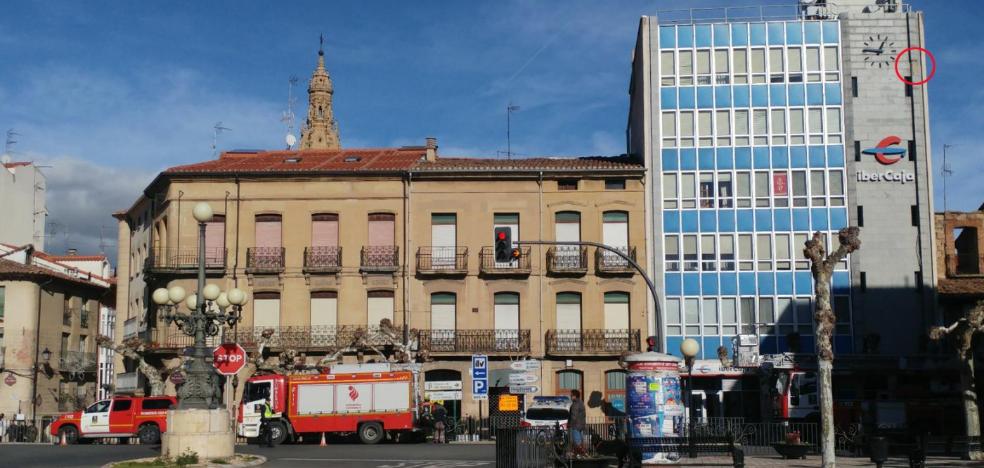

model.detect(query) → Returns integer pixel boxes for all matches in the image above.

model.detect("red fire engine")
[49,395,177,444]
[237,365,423,445]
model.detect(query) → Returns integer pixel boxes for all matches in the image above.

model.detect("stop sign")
[213,343,248,376]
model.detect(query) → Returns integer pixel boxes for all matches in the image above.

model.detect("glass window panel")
[827,108,842,133]
[830,170,844,195]
[792,171,807,196]
[796,298,812,324]
[739,235,753,260]
[768,48,784,73]
[734,49,748,73]
[722,298,737,323]
[753,110,768,135]
[703,299,719,324]
[811,170,826,196]
[714,50,729,74]
[700,173,715,208]
[716,110,731,136]
[662,112,677,136]
[757,234,772,260]
[771,109,786,135]
[681,173,696,199]
[685,298,700,324]
[777,298,794,323]
[790,109,804,134]
[808,108,823,133]
[718,173,733,208]
[740,298,755,332]
[734,110,749,135]
[751,49,765,73]
[806,47,820,71]
[667,298,681,324]
[788,47,803,72]
[663,174,678,198]
[759,298,775,323]
[665,236,680,271]
[721,234,735,270]
[776,234,791,259]
[698,111,712,136]
[684,235,698,271]
[824,46,839,71]
[680,51,694,75]
[755,172,770,197]
[737,172,751,197]
[680,112,695,136]
[696,50,711,74]
[661,51,675,76]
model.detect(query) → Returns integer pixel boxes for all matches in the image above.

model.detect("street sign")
[509,360,541,371]
[424,381,463,391]
[4,373,16,386]
[508,373,538,384]
[508,385,539,394]
[498,394,519,411]
[425,390,463,401]
[213,343,248,376]
[471,354,489,400]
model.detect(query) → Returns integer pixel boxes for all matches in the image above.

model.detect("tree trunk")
[961,355,984,461]
[818,358,836,467]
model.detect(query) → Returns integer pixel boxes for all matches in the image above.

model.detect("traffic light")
[646,336,658,352]
[494,227,512,262]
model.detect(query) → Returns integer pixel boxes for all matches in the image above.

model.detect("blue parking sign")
[472,354,487,370]
[473,378,488,395]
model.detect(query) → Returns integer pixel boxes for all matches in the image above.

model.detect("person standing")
[0,413,7,443]
[259,398,275,448]
[432,402,447,444]
[568,390,587,454]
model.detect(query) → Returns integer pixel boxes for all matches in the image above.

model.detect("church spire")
[299,35,341,149]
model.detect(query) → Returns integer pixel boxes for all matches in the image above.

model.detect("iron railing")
[63,308,75,327]
[155,330,220,349]
[304,246,342,273]
[361,245,399,272]
[545,329,641,355]
[246,247,285,274]
[546,246,588,274]
[479,246,532,275]
[596,246,637,274]
[146,247,227,272]
[59,351,97,373]
[416,246,468,274]
[418,329,531,353]
[227,325,405,350]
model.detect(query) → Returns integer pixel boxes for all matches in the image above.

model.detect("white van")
[520,396,572,428]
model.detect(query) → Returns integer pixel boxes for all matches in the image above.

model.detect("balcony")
[145,247,227,274]
[361,246,399,273]
[417,329,531,354]
[416,246,468,276]
[63,308,75,327]
[227,325,405,350]
[596,246,637,274]
[123,317,140,340]
[546,247,588,275]
[59,351,97,373]
[246,247,285,274]
[479,246,532,276]
[115,371,145,393]
[155,329,221,350]
[545,329,641,355]
[303,246,342,274]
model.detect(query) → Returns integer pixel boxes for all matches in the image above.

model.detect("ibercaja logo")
[862,136,905,165]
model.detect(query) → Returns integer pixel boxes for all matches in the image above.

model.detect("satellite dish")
[285,133,297,148]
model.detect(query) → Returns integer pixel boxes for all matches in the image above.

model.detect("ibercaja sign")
[857,135,915,184]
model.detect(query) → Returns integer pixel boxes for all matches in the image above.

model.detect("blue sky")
[0,0,981,259]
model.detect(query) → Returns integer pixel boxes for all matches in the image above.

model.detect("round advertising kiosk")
[624,352,684,465]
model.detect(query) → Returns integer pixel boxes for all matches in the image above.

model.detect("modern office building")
[627,0,948,424]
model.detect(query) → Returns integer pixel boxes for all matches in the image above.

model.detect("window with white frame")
[768,47,784,83]
[740,297,755,334]
[753,110,768,145]
[681,173,696,208]
[716,110,731,146]
[758,297,775,334]
[806,47,821,82]
[685,298,700,335]
[714,49,729,84]
[774,170,790,208]
[665,236,680,272]
[733,49,748,84]
[776,234,792,270]
[699,173,715,208]
[683,235,698,271]
[755,171,771,207]
[834,296,851,335]
[722,298,739,336]
[661,51,675,86]
[679,50,694,85]
[662,112,677,147]
[720,235,736,271]
[795,233,811,270]
[698,111,713,147]
[696,50,711,85]
[830,170,845,206]
[718,173,733,208]
[736,172,752,208]
[771,109,787,145]
[808,108,823,144]
[790,108,805,145]
[826,108,843,143]
[751,48,766,83]
[663,173,678,209]
[703,298,719,335]
[680,111,695,147]
[811,170,827,206]
[701,235,716,271]
[823,46,840,81]
[735,110,750,145]
[739,234,754,271]
[789,47,803,82]
[666,298,682,336]
[791,170,808,207]
[757,234,773,270]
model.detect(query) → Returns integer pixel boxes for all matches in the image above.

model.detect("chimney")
[425,137,437,162]
[67,248,77,256]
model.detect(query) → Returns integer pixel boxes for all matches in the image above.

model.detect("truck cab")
[49,395,176,444]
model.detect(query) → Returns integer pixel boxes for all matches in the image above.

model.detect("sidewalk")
[667,455,980,467]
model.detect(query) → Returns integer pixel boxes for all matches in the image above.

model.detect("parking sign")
[471,354,489,400]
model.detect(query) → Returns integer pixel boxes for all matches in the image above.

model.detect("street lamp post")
[151,202,246,410]
[680,338,700,458]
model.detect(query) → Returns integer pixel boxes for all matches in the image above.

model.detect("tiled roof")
[38,253,108,262]
[0,258,109,289]
[939,277,984,297]
[165,148,427,175]
[411,156,644,172]
[2,161,32,169]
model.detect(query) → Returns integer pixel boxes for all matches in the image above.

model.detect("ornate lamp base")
[163,408,235,460]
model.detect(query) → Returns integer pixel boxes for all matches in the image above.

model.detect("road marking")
[277,459,492,467]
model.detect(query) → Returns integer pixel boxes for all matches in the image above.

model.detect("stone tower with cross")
[299,38,341,149]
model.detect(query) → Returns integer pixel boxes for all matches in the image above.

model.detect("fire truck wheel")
[268,421,288,445]
[58,425,79,445]
[358,422,384,444]
[138,423,161,445]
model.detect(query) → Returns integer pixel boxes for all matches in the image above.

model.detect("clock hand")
[878,39,887,53]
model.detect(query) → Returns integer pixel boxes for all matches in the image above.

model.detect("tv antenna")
[281,76,299,149]
[942,143,954,213]
[212,122,232,156]
[4,128,19,157]
[506,103,520,159]
[98,225,112,255]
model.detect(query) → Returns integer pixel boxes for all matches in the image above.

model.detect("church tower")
[299,38,341,149]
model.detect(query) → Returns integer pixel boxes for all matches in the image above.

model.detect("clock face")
[862,34,898,68]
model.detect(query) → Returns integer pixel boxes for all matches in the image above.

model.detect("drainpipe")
[32,279,54,426]
[537,171,543,375]
[403,171,412,346]
[233,178,241,287]
[176,191,184,256]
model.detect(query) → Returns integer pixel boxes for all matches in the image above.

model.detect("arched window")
[556,369,583,398]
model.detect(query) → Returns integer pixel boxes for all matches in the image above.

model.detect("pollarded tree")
[804,227,861,468]
[96,335,179,396]
[929,300,984,461]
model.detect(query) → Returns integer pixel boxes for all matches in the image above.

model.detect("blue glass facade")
[655,20,853,359]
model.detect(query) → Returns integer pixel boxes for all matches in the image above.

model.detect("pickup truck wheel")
[58,426,79,445]
[138,423,161,445]
[359,422,384,444]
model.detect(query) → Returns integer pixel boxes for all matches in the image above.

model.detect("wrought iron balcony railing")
[146,247,227,273]
[246,247,285,274]
[361,246,399,272]
[545,329,641,355]
[546,246,588,275]
[416,246,468,275]
[63,308,75,327]
[228,325,405,350]
[59,351,97,373]
[479,246,532,275]
[417,329,531,354]
[596,246,637,274]
[304,246,342,273]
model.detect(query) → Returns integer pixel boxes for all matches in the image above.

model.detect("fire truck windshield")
[244,381,271,402]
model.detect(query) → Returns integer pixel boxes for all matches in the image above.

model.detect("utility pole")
[506,103,520,159]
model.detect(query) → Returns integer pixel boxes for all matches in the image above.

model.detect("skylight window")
[344,155,362,162]
[284,157,301,163]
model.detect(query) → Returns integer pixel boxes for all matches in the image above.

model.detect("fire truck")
[49,395,177,444]
[238,364,423,445]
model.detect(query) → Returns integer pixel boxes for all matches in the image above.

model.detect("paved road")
[0,442,496,468]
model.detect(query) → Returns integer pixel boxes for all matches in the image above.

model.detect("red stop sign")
[213,343,248,376]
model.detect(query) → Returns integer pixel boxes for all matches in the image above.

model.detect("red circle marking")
[894,47,936,86]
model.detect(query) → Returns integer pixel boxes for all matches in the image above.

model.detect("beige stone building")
[0,244,112,437]
[113,51,651,422]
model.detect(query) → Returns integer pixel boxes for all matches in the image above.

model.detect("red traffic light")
[497,231,507,240]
